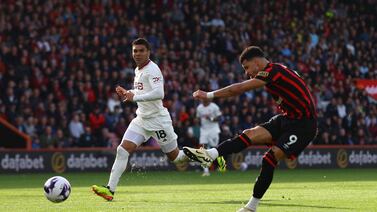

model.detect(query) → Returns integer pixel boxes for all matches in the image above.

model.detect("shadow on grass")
[261,202,351,210]
[198,200,352,210]
[125,199,352,210]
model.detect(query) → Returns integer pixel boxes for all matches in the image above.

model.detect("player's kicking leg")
[182,146,214,167]
[183,131,255,166]
[183,126,272,166]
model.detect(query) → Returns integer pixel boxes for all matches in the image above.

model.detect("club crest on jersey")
[257,71,269,77]
[152,77,161,83]
[134,82,143,90]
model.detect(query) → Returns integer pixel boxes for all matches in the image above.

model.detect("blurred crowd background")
[0,0,376,149]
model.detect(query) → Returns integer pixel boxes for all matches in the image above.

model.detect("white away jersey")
[132,60,170,118]
[196,102,222,133]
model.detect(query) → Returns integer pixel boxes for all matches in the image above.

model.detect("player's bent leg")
[183,126,274,168]
[183,133,250,166]
[183,128,258,167]
[121,140,138,153]
[152,121,189,164]
[269,146,286,160]
[165,147,189,163]
[165,147,179,161]
[242,146,285,211]
[217,126,274,156]
[242,126,273,145]
[253,148,279,198]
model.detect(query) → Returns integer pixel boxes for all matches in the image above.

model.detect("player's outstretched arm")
[131,87,164,102]
[193,78,266,100]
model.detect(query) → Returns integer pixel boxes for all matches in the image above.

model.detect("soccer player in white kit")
[196,99,222,176]
[92,38,188,201]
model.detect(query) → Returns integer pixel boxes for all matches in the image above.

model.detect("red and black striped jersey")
[254,63,317,119]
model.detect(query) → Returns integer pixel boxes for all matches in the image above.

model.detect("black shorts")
[260,114,318,158]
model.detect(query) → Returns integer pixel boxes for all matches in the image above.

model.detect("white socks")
[207,148,219,160]
[107,146,129,192]
[245,197,260,211]
[173,150,189,163]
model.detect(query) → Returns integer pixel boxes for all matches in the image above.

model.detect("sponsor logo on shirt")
[152,77,161,83]
[257,71,269,77]
[134,82,143,90]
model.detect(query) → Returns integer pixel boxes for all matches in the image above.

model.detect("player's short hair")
[239,46,265,63]
[132,38,151,51]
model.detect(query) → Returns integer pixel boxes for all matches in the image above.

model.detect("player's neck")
[259,59,270,71]
[137,59,151,70]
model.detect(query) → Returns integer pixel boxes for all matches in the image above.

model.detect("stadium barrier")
[1,146,377,173]
[0,117,32,149]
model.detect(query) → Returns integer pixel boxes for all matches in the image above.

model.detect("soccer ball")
[240,162,249,171]
[43,176,71,203]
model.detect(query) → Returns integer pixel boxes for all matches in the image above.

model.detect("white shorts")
[199,131,219,148]
[121,115,178,153]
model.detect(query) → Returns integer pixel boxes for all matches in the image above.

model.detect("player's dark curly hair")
[239,46,265,63]
[132,38,151,50]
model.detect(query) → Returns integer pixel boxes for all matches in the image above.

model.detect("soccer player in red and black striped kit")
[183,46,318,212]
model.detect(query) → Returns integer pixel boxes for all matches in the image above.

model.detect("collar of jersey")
[137,60,151,70]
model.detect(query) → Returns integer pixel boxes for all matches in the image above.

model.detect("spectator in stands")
[56,128,70,148]
[24,116,36,137]
[78,126,97,147]
[89,106,105,136]
[100,127,119,148]
[69,114,85,143]
[39,126,57,148]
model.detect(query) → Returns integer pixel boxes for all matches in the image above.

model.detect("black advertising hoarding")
[0,151,113,173]
[1,146,377,173]
[0,149,197,173]
[229,147,377,170]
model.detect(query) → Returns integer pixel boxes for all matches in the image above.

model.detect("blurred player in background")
[196,99,223,176]
[92,38,189,201]
[184,46,318,212]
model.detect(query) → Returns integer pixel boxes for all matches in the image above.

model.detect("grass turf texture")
[0,169,376,212]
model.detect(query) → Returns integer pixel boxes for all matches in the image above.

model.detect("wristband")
[207,92,215,99]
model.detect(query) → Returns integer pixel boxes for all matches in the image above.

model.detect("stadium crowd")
[0,0,376,149]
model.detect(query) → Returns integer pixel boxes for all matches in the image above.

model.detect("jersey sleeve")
[147,67,164,90]
[254,65,279,84]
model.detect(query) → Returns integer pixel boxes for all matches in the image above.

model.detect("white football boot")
[183,147,213,167]
[237,207,255,212]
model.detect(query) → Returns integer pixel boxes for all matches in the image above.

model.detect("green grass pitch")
[1,169,376,212]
